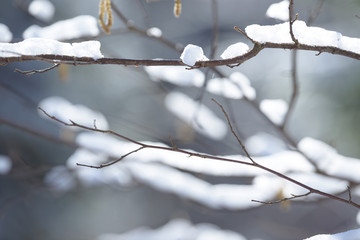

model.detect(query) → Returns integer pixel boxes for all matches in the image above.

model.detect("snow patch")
[0,23,12,43]
[0,38,103,59]
[206,77,243,99]
[0,155,11,174]
[23,15,100,41]
[245,21,360,54]
[165,92,227,140]
[180,44,208,66]
[146,27,162,38]
[38,96,109,130]
[260,99,288,125]
[266,0,289,21]
[97,219,247,240]
[230,72,256,100]
[145,65,205,87]
[28,0,55,22]
[220,42,249,59]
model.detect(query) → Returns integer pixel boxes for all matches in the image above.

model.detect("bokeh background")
[1,0,360,239]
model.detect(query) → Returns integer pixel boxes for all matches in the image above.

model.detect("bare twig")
[289,0,299,45]
[281,50,298,129]
[111,1,182,52]
[212,98,257,164]
[307,0,325,25]
[15,63,60,76]
[77,146,145,168]
[252,191,312,204]
[0,116,77,148]
[282,0,325,129]
[234,26,256,43]
[38,107,360,209]
[347,186,353,203]
[210,0,219,59]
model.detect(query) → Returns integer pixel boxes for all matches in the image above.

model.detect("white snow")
[245,21,360,54]
[206,77,243,99]
[298,137,360,182]
[266,0,289,21]
[245,132,286,156]
[76,132,135,157]
[230,72,256,100]
[304,228,360,240]
[0,155,12,174]
[146,27,162,38]
[220,42,249,59]
[180,44,208,66]
[97,219,247,240]
[38,96,109,130]
[0,23,13,43]
[71,132,314,177]
[125,162,279,209]
[259,99,288,125]
[0,38,104,59]
[28,0,55,22]
[23,15,100,41]
[165,91,227,140]
[206,72,255,100]
[144,65,205,87]
[281,172,348,201]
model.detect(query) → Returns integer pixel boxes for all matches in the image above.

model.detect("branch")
[2,41,359,68]
[38,107,360,209]
[281,49,298,129]
[289,0,299,45]
[212,98,257,164]
[252,191,312,205]
[15,63,60,76]
[77,146,145,168]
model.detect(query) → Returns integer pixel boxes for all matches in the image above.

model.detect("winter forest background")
[1,0,360,239]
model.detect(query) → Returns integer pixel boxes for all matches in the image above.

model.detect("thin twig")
[307,0,325,25]
[15,63,60,76]
[289,0,299,45]
[77,146,145,168]
[111,1,182,52]
[212,98,257,164]
[347,186,352,203]
[0,116,77,148]
[210,0,219,59]
[39,107,360,209]
[252,191,312,204]
[234,26,256,43]
[281,50,298,129]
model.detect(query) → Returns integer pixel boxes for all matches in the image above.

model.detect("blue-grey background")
[0,0,360,239]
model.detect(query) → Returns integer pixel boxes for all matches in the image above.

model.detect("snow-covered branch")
[2,22,359,69]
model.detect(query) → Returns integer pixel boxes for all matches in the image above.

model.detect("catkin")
[99,0,113,34]
[174,0,182,18]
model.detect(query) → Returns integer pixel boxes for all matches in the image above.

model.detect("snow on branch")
[23,15,100,40]
[0,38,103,59]
[2,21,360,68]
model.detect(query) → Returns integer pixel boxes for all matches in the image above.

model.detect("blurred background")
[0,0,360,239]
